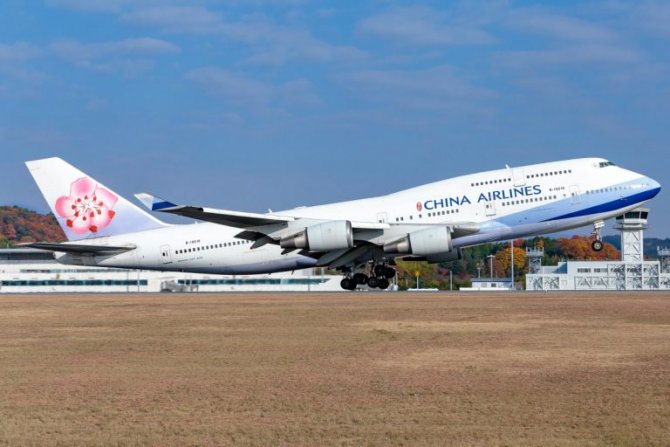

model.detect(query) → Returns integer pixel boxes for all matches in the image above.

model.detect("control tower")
[526,247,544,274]
[615,208,649,262]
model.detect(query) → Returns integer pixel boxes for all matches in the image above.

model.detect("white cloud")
[122,6,226,34]
[122,6,365,66]
[316,8,336,18]
[339,65,496,113]
[49,38,179,75]
[0,42,42,62]
[630,1,670,38]
[47,0,123,13]
[185,67,321,109]
[46,0,165,13]
[278,79,322,107]
[50,37,179,61]
[238,24,366,66]
[358,6,494,46]
[506,9,617,43]
[0,43,46,96]
[186,68,274,107]
[499,8,645,68]
[500,44,644,67]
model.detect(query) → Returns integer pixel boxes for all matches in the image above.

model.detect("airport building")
[460,278,514,292]
[526,209,670,291]
[0,249,342,293]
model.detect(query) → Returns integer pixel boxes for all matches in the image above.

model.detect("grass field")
[0,292,669,446]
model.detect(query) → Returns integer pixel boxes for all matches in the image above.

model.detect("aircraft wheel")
[353,273,369,285]
[340,277,356,290]
[383,267,396,278]
[367,276,379,288]
[378,278,390,290]
[591,240,604,252]
[374,265,386,277]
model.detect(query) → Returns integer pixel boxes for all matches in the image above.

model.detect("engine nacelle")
[425,248,462,263]
[383,226,452,256]
[280,220,353,251]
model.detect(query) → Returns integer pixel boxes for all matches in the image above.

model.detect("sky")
[1,0,669,237]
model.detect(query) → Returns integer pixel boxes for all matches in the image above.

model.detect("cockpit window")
[598,161,616,168]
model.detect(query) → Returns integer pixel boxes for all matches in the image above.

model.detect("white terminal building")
[0,249,342,293]
[526,208,670,291]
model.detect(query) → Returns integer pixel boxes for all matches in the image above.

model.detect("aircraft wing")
[135,193,391,231]
[135,193,296,228]
[23,242,136,255]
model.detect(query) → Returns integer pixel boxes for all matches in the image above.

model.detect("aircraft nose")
[648,176,662,195]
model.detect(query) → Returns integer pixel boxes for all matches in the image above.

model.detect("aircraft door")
[512,168,526,187]
[484,201,496,217]
[569,185,581,204]
[376,212,388,223]
[160,244,173,265]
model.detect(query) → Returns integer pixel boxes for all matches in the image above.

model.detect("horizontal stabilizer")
[135,193,295,228]
[24,242,136,255]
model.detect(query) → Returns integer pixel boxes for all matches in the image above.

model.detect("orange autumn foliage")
[557,235,619,260]
[0,206,66,244]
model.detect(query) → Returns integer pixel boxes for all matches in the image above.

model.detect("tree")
[395,260,441,289]
[558,236,619,260]
[494,246,527,277]
[0,206,65,243]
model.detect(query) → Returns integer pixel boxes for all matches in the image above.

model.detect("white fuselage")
[55,158,661,274]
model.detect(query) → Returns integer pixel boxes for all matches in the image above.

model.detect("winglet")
[135,193,179,211]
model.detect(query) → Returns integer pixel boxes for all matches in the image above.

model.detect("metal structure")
[659,247,670,274]
[526,247,544,274]
[615,208,648,262]
[526,208,670,291]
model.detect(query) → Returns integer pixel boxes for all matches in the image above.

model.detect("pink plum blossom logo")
[416,201,423,212]
[55,177,118,234]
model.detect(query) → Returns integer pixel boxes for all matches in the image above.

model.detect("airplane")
[25,157,661,290]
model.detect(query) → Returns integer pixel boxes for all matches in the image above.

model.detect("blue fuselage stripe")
[542,187,660,222]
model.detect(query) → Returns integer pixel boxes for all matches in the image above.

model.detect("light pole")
[487,254,495,278]
[449,270,453,291]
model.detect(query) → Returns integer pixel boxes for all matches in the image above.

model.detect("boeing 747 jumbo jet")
[25,157,660,290]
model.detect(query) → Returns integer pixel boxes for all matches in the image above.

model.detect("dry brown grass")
[0,292,669,446]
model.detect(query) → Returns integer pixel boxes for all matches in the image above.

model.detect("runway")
[0,292,668,446]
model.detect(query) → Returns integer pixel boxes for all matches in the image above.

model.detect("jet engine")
[383,226,452,256]
[280,220,354,251]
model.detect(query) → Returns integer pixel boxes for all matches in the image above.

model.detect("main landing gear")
[340,263,396,290]
[591,220,604,252]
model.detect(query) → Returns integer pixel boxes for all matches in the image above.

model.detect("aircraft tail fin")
[25,157,167,241]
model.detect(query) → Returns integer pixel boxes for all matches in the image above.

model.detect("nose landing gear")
[591,220,605,252]
[591,240,604,251]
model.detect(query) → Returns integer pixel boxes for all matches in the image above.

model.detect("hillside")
[0,206,65,245]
